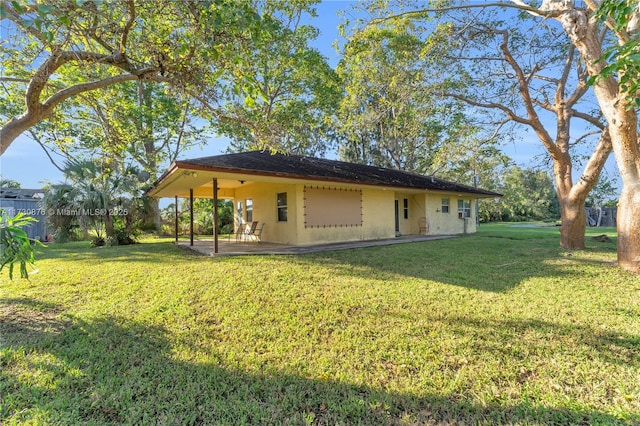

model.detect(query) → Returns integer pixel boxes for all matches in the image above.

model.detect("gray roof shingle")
[168,151,500,197]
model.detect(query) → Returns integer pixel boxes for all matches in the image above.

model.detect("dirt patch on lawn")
[0,298,70,347]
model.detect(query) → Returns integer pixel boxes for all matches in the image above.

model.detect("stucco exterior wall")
[233,183,478,245]
[233,182,298,244]
[394,193,429,235]
[424,194,477,235]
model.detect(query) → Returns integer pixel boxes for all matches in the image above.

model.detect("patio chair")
[247,222,264,243]
[230,224,244,242]
[238,221,258,242]
[418,217,429,234]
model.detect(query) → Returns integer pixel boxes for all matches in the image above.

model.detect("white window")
[458,199,471,218]
[277,192,287,222]
[246,198,253,222]
[441,198,450,213]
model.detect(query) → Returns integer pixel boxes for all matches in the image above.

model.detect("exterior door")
[394,200,400,234]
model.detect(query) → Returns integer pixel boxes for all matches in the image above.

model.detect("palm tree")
[42,160,140,244]
[0,179,21,188]
[40,183,79,242]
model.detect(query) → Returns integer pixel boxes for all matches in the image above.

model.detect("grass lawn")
[1,223,638,425]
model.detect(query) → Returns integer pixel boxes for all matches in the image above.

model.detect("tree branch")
[1,73,141,156]
[555,44,575,106]
[570,127,612,200]
[42,74,141,112]
[565,58,590,106]
[570,109,605,129]
[494,28,558,156]
[571,130,603,147]
[121,0,136,53]
[28,130,67,173]
[368,2,557,27]
[531,98,556,113]
[0,77,31,83]
[444,92,530,125]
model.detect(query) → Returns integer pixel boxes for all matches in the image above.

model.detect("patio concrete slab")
[178,234,457,257]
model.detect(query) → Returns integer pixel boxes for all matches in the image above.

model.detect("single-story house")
[148,151,501,251]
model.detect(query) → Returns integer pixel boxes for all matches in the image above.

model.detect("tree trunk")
[617,184,640,273]
[150,198,162,232]
[605,109,640,273]
[104,214,115,243]
[552,148,592,250]
[558,195,587,249]
[547,6,640,272]
[0,114,43,155]
[596,206,603,227]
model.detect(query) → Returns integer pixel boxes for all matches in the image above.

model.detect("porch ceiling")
[148,168,376,199]
[148,169,254,199]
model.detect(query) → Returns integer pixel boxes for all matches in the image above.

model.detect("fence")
[585,207,616,227]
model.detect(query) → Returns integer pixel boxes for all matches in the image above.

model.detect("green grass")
[1,223,638,425]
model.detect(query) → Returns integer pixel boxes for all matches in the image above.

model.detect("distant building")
[0,188,48,241]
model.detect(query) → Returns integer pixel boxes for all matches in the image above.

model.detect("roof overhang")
[147,160,501,199]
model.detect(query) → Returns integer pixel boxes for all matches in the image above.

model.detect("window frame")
[276,192,287,222]
[245,198,253,222]
[403,198,409,219]
[441,198,450,214]
[457,199,471,218]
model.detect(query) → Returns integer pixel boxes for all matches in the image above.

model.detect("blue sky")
[0,1,345,189]
[0,1,617,190]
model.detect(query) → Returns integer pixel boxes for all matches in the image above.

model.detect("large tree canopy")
[0,0,339,157]
[0,0,259,155]
[337,18,455,172]
[372,0,639,272]
[212,1,341,156]
[335,5,506,187]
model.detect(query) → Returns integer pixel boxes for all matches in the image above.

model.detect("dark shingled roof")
[167,151,500,197]
[0,188,44,199]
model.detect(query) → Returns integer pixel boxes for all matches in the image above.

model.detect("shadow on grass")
[430,315,639,368]
[293,226,624,293]
[1,298,636,425]
[36,240,201,264]
[37,225,623,293]
[0,298,69,347]
[297,236,561,293]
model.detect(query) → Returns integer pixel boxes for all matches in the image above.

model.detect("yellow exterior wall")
[424,194,477,235]
[233,182,297,244]
[395,193,429,235]
[232,183,478,245]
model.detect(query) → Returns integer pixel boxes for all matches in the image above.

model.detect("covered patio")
[147,151,500,255]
